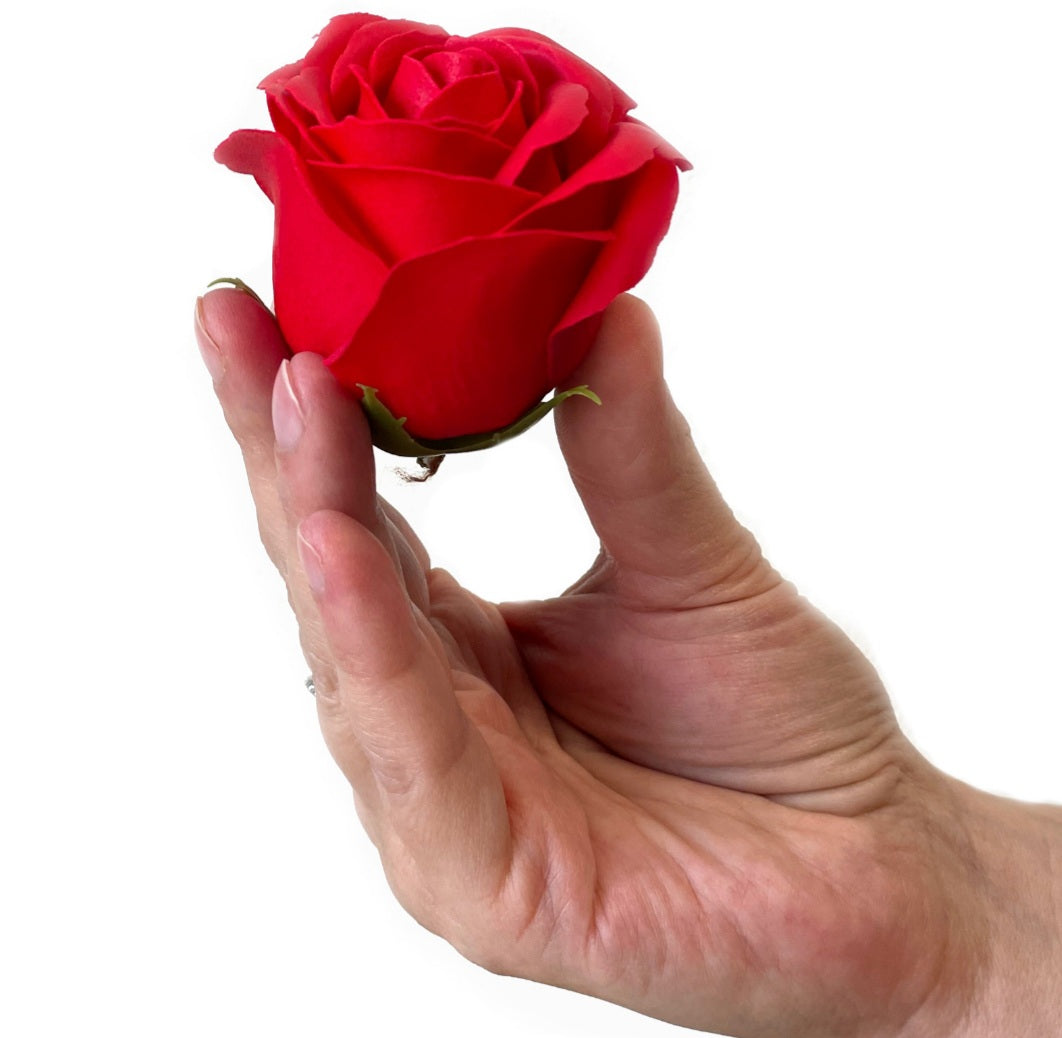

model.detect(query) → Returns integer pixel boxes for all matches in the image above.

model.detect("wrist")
[946,781,1062,1034]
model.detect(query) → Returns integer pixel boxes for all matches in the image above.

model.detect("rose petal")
[486,27,635,115]
[273,64,336,124]
[548,155,681,382]
[483,79,529,145]
[263,15,393,125]
[327,230,608,440]
[385,52,443,118]
[255,14,381,98]
[309,119,508,178]
[620,116,693,170]
[265,66,336,158]
[330,64,389,121]
[338,20,445,76]
[512,120,690,231]
[265,92,315,154]
[544,314,606,393]
[258,59,304,96]
[423,47,496,86]
[420,69,511,126]
[214,130,388,358]
[366,26,449,95]
[495,81,588,187]
[330,23,446,115]
[303,162,539,263]
[514,177,626,236]
[487,29,634,162]
[302,14,389,74]
[461,35,541,122]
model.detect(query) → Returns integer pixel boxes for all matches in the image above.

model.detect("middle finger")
[271,352,428,609]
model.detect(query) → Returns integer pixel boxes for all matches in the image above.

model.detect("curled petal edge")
[357,382,601,457]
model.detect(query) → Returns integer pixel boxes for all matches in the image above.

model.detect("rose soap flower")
[217,13,689,455]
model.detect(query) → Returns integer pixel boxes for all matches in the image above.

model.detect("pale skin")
[196,287,1061,1037]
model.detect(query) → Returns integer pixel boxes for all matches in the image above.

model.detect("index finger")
[195,286,291,568]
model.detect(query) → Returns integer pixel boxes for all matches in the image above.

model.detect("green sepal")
[206,276,269,310]
[357,383,602,458]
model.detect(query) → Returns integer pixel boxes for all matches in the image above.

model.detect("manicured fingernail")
[272,359,305,451]
[194,297,225,382]
[297,526,326,594]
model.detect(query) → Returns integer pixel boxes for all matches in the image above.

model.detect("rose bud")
[216,13,689,456]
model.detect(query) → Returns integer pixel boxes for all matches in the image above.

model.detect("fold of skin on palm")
[198,288,1016,1037]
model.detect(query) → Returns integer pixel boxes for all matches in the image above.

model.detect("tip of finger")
[600,295,663,369]
[199,283,268,326]
[566,295,663,395]
[287,348,329,381]
[296,508,361,551]
[197,285,289,365]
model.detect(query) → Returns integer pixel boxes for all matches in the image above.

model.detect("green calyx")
[358,383,601,458]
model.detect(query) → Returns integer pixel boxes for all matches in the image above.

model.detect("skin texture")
[196,287,1061,1037]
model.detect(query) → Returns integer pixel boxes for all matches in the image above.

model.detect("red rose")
[216,13,689,447]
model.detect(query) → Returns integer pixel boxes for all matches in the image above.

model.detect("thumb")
[556,296,776,603]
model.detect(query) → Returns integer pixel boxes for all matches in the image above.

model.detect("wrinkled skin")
[196,287,1060,1037]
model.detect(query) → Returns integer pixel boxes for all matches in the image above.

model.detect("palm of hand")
[403,536,956,1038]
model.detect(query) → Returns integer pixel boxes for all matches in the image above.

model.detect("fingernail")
[194,297,225,382]
[272,359,305,451]
[297,526,326,594]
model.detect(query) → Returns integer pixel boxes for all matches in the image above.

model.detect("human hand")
[195,287,1060,1037]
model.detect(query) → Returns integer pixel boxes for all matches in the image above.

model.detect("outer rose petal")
[512,120,690,231]
[265,64,336,127]
[547,154,681,383]
[303,163,539,263]
[259,15,390,125]
[309,119,508,177]
[296,14,388,76]
[214,129,388,358]
[265,67,338,160]
[327,231,608,440]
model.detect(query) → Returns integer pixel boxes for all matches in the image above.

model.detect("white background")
[1,2,1059,1036]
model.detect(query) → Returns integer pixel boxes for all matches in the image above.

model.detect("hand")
[195,287,1060,1037]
